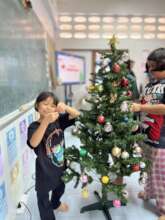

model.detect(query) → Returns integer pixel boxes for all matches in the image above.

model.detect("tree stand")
[80,191,126,220]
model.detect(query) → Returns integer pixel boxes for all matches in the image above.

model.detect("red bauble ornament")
[112,63,121,73]
[121,78,129,87]
[127,90,132,97]
[132,164,140,172]
[97,115,105,124]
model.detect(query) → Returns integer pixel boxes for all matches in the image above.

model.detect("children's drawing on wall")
[10,161,21,203]
[0,182,8,220]
[22,149,29,180]
[6,127,17,165]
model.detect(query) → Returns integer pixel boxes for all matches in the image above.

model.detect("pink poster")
[19,119,27,149]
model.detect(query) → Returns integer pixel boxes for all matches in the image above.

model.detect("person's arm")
[130,103,165,115]
[30,112,59,148]
[57,102,80,119]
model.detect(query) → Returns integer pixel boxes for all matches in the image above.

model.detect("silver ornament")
[140,162,146,169]
[120,101,129,112]
[104,122,113,133]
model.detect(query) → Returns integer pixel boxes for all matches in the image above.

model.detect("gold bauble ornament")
[101,176,110,184]
[81,187,89,199]
[112,146,121,158]
[88,85,95,92]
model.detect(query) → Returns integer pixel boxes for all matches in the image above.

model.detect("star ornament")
[108,35,119,49]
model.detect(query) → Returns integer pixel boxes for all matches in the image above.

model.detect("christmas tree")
[63,36,149,218]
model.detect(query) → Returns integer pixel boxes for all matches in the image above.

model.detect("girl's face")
[37,97,57,117]
[147,60,165,80]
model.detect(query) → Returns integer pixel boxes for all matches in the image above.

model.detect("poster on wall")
[10,161,22,203]
[6,127,17,165]
[19,118,27,149]
[0,182,8,220]
[0,145,3,177]
[22,149,29,180]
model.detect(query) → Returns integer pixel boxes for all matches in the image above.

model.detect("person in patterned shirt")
[131,48,165,220]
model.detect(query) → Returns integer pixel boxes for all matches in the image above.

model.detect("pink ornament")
[81,175,88,183]
[113,199,121,208]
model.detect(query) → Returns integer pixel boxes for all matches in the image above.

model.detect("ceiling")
[55,1,165,41]
[56,0,165,15]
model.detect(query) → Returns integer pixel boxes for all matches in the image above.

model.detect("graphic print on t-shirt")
[142,81,165,145]
[45,128,64,167]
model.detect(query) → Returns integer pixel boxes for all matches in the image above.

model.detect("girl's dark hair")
[34,91,59,111]
[147,48,165,71]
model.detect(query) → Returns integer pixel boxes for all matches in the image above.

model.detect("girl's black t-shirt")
[27,113,75,192]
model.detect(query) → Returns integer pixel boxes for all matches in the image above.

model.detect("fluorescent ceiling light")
[117,17,129,23]
[59,16,72,22]
[144,25,156,31]
[74,16,87,22]
[102,17,115,23]
[88,25,100,31]
[88,16,101,23]
[144,17,156,23]
[59,24,72,30]
[74,24,87,30]
[131,17,143,23]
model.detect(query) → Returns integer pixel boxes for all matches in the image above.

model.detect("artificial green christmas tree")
[63,36,149,220]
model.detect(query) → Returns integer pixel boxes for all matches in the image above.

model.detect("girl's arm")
[30,112,59,148]
[131,103,165,115]
[57,102,80,119]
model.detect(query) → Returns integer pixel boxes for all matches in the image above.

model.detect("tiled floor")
[16,129,158,220]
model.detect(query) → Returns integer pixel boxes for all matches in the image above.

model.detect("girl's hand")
[56,102,67,113]
[43,112,59,125]
[130,103,141,112]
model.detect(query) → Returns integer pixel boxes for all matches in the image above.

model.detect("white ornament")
[104,122,113,133]
[140,162,146,169]
[120,101,129,112]
[134,146,142,154]
[121,151,129,159]
[108,154,114,166]
[105,66,111,72]
[122,52,130,62]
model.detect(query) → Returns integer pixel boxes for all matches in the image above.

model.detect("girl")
[131,48,165,220]
[27,91,80,220]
